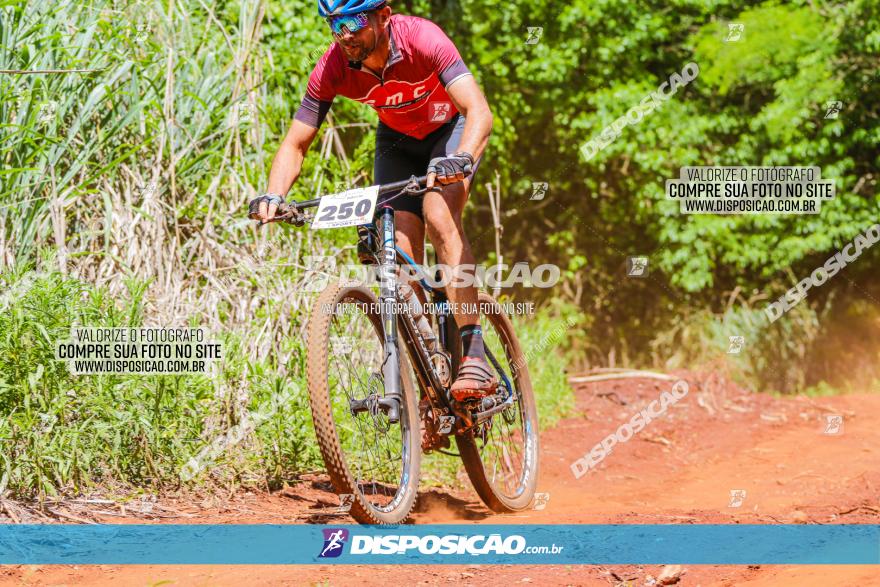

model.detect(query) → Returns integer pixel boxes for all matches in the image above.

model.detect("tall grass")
[0,1,583,499]
[0,259,327,498]
[0,0,355,498]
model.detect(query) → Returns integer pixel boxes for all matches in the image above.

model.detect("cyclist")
[250,0,497,400]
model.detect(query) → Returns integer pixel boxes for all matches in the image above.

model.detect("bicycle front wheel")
[456,292,540,512]
[306,281,420,524]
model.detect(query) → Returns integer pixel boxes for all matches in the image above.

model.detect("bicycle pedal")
[437,415,455,434]
[451,390,495,405]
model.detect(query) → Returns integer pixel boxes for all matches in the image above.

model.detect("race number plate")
[310,185,379,229]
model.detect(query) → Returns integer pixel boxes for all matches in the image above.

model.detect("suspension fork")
[377,205,402,423]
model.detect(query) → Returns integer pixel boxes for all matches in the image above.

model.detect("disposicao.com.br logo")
[318,528,349,558]
[318,530,563,557]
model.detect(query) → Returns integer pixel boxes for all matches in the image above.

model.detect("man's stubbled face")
[336,16,378,62]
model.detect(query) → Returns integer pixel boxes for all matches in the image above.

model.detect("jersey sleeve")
[418,19,472,88]
[293,49,338,128]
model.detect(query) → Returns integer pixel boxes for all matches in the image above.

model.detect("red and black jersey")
[294,14,472,139]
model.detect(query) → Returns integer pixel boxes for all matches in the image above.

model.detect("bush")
[0,264,322,498]
[650,291,824,394]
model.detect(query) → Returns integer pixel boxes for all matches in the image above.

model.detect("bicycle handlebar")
[293,175,428,211]
[263,175,429,225]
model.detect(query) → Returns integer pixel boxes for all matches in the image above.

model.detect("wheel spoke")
[470,301,536,501]
[320,293,414,514]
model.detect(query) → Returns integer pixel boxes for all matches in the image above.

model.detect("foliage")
[651,292,825,393]
[435,0,879,381]
[0,263,323,498]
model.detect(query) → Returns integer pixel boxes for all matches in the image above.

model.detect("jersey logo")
[357,77,440,111]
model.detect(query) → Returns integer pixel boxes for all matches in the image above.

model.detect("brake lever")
[401,184,431,197]
[258,203,306,226]
[402,174,432,196]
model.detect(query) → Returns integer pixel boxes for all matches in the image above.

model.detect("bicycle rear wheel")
[455,292,540,511]
[306,281,420,524]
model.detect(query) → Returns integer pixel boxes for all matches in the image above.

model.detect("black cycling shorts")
[373,113,481,221]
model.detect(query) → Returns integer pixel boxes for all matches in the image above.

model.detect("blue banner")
[0,524,877,565]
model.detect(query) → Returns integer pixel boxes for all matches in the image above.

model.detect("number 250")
[318,199,371,222]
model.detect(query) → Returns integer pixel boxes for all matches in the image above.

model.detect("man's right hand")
[248,194,306,226]
[248,193,284,223]
[248,193,304,225]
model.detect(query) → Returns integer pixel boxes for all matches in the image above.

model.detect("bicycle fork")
[376,205,402,423]
[350,206,424,425]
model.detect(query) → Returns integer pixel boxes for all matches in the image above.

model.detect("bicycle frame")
[270,175,539,520]
[277,175,514,432]
[373,204,514,434]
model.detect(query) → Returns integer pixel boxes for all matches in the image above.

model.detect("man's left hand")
[426,152,474,188]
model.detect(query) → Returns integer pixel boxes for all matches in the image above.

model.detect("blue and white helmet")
[318,0,386,17]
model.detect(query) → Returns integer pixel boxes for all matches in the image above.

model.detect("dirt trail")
[3,373,879,586]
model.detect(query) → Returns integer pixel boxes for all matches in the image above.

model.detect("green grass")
[0,0,362,499]
[650,292,826,394]
[0,262,323,499]
[0,262,582,496]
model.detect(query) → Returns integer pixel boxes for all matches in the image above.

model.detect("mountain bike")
[265,175,539,524]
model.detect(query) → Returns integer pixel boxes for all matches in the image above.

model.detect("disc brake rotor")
[365,372,390,433]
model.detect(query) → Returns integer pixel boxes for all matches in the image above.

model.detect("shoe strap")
[457,357,495,383]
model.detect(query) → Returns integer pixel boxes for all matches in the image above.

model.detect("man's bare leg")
[393,210,427,306]
[422,178,497,400]
[422,179,478,326]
